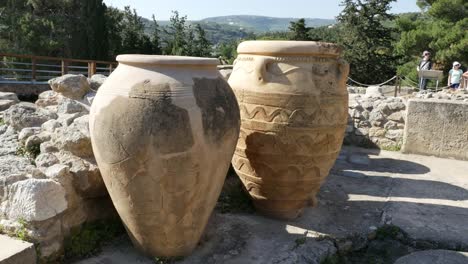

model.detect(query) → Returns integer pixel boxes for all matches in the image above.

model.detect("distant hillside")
[143,19,251,45]
[142,15,335,45]
[200,15,336,32]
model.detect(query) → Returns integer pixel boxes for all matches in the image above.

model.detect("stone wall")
[345,93,406,150]
[0,74,113,260]
[402,99,468,161]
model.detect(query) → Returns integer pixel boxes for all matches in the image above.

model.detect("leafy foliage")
[289,19,313,40]
[395,0,468,82]
[337,0,398,83]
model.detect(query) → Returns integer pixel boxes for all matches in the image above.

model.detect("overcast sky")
[103,0,420,20]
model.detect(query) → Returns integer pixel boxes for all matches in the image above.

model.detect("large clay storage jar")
[229,41,349,220]
[89,55,240,257]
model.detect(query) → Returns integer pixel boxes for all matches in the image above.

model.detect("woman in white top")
[448,61,463,89]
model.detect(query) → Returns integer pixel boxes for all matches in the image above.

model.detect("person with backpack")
[416,50,432,90]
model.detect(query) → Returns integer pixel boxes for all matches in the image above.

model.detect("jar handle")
[254,57,274,84]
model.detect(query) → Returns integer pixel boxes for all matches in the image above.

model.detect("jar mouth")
[237,41,342,57]
[116,55,220,66]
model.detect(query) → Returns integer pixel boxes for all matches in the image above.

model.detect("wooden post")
[109,63,113,75]
[31,57,37,81]
[398,75,402,94]
[394,75,398,97]
[88,61,96,77]
[61,60,68,75]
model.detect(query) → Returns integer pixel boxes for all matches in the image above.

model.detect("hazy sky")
[103,0,420,20]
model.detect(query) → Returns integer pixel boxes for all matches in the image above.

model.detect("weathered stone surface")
[0,127,20,156]
[35,91,62,108]
[35,153,59,168]
[3,103,57,131]
[57,153,105,198]
[365,86,384,96]
[369,127,386,137]
[88,74,107,91]
[82,91,96,106]
[57,98,89,114]
[18,127,41,143]
[402,99,468,160]
[56,112,85,127]
[2,179,67,221]
[387,111,404,122]
[0,155,31,178]
[53,115,92,157]
[0,92,19,101]
[0,235,36,264]
[0,100,18,111]
[385,129,403,140]
[48,74,90,100]
[39,141,58,153]
[394,250,468,264]
[41,120,62,133]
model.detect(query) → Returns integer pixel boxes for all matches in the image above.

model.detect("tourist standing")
[417,51,432,90]
[448,61,463,89]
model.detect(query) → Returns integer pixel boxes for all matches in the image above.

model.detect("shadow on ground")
[76,147,468,264]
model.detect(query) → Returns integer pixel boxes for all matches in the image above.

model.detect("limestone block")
[3,103,57,131]
[3,179,67,222]
[88,74,107,91]
[0,235,36,264]
[48,74,90,100]
[402,99,468,160]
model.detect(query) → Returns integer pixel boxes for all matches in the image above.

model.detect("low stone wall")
[402,99,468,161]
[345,94,406,150]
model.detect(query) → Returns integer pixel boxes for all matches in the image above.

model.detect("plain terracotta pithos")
[229,41,349,219]
[89,55,240,257]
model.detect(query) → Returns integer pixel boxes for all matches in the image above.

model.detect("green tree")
[164,11,188,55]
[105,7,124,59]
[288,18,312,40]
[151,15,162,54]
[193,24,212,57]
[69,0,109,60]
[395,0,467,82]
[337,0,398,83]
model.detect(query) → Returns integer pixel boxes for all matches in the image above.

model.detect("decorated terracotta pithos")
[229,41,349,220]
[89,55,240,256]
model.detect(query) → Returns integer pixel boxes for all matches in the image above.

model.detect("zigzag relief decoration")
[239,103,348,125]
[236,129,342,154]
[233,155,327,179]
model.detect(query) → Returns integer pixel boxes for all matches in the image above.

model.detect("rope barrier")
[400,76,448,91]
[347,75,397,87]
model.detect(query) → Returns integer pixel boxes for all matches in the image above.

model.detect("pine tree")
[164,11,188,55]
[151,15,162,55]
[288,18,312,41]
[337,0,397,83]
[194,24,211,57]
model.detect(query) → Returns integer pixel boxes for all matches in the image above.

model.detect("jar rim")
[116,55,220,66]
[237,41,342,56]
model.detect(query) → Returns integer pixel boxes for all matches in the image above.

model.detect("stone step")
[0,235,36,264]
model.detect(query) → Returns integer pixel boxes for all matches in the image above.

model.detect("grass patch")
[293,237,307,249]
[380,144,402,152]
[63,218,125,260]
[16,143,41,162]
[375,225,406,240]
[0,117,4,126]
[154,256,184,264]
[0,218,32,242]
[321,255,344,264]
